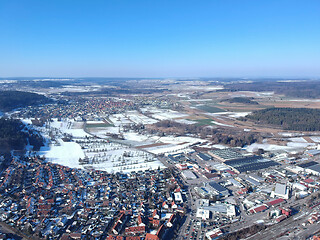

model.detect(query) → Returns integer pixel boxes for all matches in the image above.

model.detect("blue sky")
[0,0,319,77]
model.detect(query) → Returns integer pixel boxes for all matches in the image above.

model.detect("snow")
[86,121,105,124]
[175,119,197,125]
[79,141,165,173]
[140,107,189,120]
[105,127,120,134]
[286,142,315,148]
[278,132,296,137]
[21,119,33,124]
[123,132,151,142]
[39,137,164,173]
[310,136,320,143]
[211,121,234,128]
[109,114,132,126]
[108,111,158,126]
[126,111,158,124]
[147,145,190,155]
[245,141,314,153]
[141,136,205,154]
[33,117,165,173]
[49,119,89,138]
[288,137,308,143]
[152,111,189,120]
[39,140,85,169]
[210,144,228,149]
[288,99,320,102]
[245,143,293,153]
[158,136,204,145]
[207,112,251,118]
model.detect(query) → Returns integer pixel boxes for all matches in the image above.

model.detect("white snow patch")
[288,137,308,143]
[206,112,251,118]
[40,140,85,169]
[211,121,234,128]
[310,136,320,143]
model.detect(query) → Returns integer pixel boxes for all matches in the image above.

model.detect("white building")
[196,208,210,220]
[181,170,197,180]
[271,183,289,199]
[292,183,307,191]
[203,203,236,217]
[174,192,183,203]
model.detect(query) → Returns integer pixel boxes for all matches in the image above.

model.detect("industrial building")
[181,170,197,180]
[271,183,289,199]
[224,155,280,173]
[208,148,244,162]
[196,208,210,220]
[197,152,212,161]
[207,182,229,197]
[299,161,320,176]
[202,203,236,217]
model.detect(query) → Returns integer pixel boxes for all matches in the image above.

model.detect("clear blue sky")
[0,0,319,77]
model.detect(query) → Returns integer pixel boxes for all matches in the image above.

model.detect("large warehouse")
[224,156,280,173]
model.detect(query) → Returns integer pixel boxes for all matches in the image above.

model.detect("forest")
[0,90,53,112]
[125,120,262,147]
[222,80,320,98]
[221,97,259,105]
[242,108,320,131]
[0,118,45,153]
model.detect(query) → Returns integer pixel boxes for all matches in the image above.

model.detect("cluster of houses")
[0,157,186,239]
[12,95,176,122]
[12,97,137,120]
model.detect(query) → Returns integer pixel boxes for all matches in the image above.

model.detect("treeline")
[242,108,320,131]
[0,118,45,153]
[222,81,320,98]
[0,91,53,112]
[125,120,262,147]
[221,97,259,105]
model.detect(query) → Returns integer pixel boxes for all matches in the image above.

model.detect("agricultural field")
[36,118,165,173]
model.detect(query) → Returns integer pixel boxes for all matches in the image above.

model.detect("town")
[1,78,320,240]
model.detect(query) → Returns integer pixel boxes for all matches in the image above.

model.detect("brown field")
[173,90,320,136]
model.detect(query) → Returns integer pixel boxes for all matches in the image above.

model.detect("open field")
[176,90,320,137]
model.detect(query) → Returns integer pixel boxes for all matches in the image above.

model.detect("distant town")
[1,78,320,239]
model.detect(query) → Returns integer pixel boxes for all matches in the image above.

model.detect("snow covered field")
[34,118,164,173]
[107,111,158,126]
[126,111,158,124]
[49,119,89,138]
[244,143,294,153]
[245,138,315,153]
[140,107,189,120]
[40,137,164,173]
[39,140,85,169]
[78,139,164,172]
[206,112,251,118]
[211,120,234,128]
[310,136,320,143]
[175,119,197,125]
[141,136,206,154]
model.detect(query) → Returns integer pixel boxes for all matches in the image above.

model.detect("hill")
[0,118,45,153]
[0,91,53,112]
